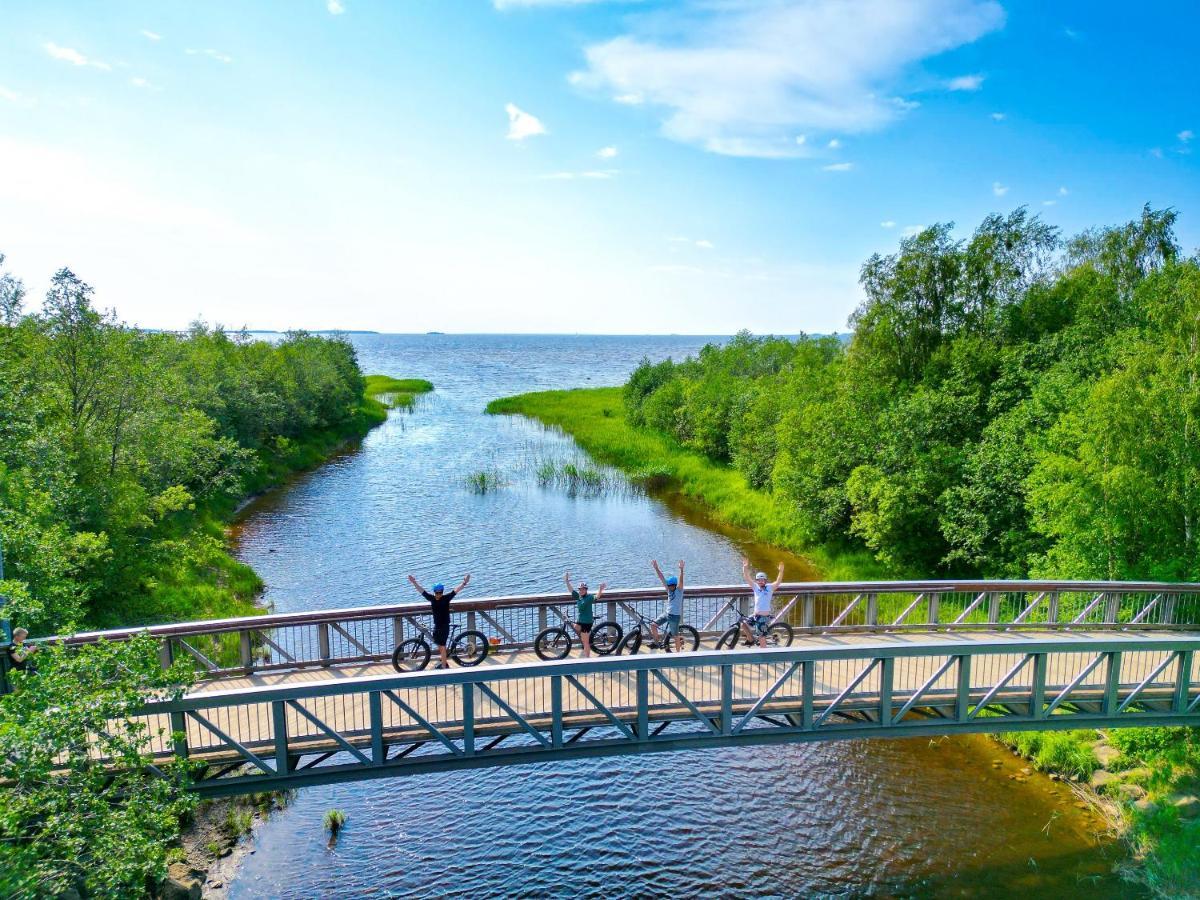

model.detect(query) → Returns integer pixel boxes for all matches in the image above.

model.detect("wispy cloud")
[140,29,162,41]
[0,85,34,107]
[506,102,546,140]
[1058,186,1069,196]
[1180,129,1194,144]
[947,73,984,91]
[596,146,618,159]
[1042,199,1056,206]
[880,220,896,228]
[992,181,1008,196]
[827,138,841,149]
[795,134,807,146]
[44,42,111,70]
[902,224,927,237]
[129,76,160,90]
[495,0,606,7]
[1150,147,1164,159]
[186,48,233,64]
[540,169,616,180]
[327,0,346,14]
[570,0,1004,158]
[1063,27,1081,40]
[990,112,1006,121]
[823,162,854,172]
[695,239,714,250]
[668,235,715,250]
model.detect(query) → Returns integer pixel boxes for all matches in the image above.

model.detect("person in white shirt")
[740,559,785,647]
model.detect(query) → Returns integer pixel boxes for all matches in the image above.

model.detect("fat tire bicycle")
[391,622,490,672]
[534,619,624,661]
[715,608,795,649]
[614,606,700,655]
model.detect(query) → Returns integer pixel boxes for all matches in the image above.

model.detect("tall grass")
[364,375,434,411]
[486,387,895,580]
[465,467,507,494]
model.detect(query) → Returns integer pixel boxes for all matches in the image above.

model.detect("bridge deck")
[159,629,1200,773]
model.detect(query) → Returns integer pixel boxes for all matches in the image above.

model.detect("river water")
[228,334,1132,898]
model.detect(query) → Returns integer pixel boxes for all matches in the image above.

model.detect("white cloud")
[1058,186,1068,196]
[505,102,547,140]
[991,112,1006,121]
[823,162,854,171]
[992,181,1008,196]
[140,29,162,41]
[44,42,111,70]
[947,73,984,91]
[187,48,233,64]
[570,0,1004,158]
[827,138,841,149]
[902,224,926,236]
[1042,199,1056,206]
[539,169,617,180]
[0,86,33,107]
[613,92,644,105]
[695,239,714,249]
[495,0,606,7]
[596,146,618,159]
[1063,27,1081,40]
[880,220,896,228]
[130,77,150,88]
[327,0,346,14]
[1180,130,1195,143]
[795,134,807,146]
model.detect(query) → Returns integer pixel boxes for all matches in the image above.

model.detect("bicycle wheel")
[716,626,740,650]
[534,627,572,661]
[392,638,431,672]
[450,630,490,667]
[665,625,700,653]
[617,629,643,655]
[590,622,624,656]
[767,622,795,647]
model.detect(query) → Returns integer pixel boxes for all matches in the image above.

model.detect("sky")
[0,1,1197,334]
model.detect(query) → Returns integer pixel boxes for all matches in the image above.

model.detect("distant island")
[426,330,445,335]
[243,330,381,335]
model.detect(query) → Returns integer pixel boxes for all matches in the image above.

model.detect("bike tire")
[590,621,623,656]
[716,626,740,650]
[665,625,700,653]
[768,622,795,647]
[450,630,490,667]
[617,629,643,655]
[392,638,431,672]
[534,627,573,661]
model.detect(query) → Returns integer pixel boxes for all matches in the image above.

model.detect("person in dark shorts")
[564,572,607,658]
[650,559,685,652]
[407,573,471,668]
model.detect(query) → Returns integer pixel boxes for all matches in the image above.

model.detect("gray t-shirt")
[666,585,684,617]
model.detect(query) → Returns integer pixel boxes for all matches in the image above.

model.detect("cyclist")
[564,572,607,657]
[740,559,785,647]
[407,572,471,668]
[650,559,685,652]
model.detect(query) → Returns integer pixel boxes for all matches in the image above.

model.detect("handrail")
[53,579,1200,645]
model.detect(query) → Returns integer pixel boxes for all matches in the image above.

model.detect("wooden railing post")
[317,623,331,666]
[802,593,814,628]
[239,630,253,672]
[927,593,940,627]
[866,593,879,627]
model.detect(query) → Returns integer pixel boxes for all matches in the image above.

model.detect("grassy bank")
[486,386,892,581]
[96,375,431,629]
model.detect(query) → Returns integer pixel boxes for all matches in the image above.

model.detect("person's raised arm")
[740,558,756,589]
[407,574,427,595]
[454,573,471,595]
[596,581,608,600]
[772,561,786,590]
[651,559,667,588]
[564,571,575,594]
[677,559,685,590]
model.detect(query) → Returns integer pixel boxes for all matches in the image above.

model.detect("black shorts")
[432,618,451,647]
[577,621,594,633]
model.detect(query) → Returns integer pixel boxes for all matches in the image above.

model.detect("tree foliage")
[623,206,1198,579]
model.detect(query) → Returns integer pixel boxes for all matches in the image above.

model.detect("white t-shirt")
[752,583,774,615]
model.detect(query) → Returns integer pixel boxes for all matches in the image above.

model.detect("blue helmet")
[666,576,678,587]
[432,583,445,593]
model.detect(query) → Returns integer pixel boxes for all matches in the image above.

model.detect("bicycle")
[715,606,794,649]
[391,621,490,672]
[534,618,624,661]
[614,606,700,654]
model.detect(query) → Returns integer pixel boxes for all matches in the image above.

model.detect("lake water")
[228,334,1132,898]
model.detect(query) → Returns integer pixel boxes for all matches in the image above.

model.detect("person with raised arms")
[564,572,607,658]
[407,572,470,669]
[650,559,685,652]
[740,559,785,647]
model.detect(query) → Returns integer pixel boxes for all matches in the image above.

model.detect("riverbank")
[486,385,1198,898]
[486,387,891,581]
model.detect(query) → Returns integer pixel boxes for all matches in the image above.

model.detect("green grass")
[486,387,894,580]
[364,375,433,410]
[465,467,506,494]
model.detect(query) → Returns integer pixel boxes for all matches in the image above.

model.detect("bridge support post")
[537,606,547,633]
[866,594,878,627]
[1047,592,1060,625]
[986,592,1000,625]
[239,630,253,673]
[720,666,733,735]
[462,685,475,756]
[927,594,940,628]
[1175,650,1194,713]
[1104,592,1120,624]
[802,593,814,628]
[801,661,814,729]
[393,616,404,645]
[955,655,971,722]
[369,691,384,765]
[170,711,189,760]
[1104,652,1122,716]
[879,657,894,726]
[1030,653,1047,719]
[272,700,291,774]
[158,639,174,671]
[551,676,564,748]
[317,624,331,667]
[636,670,649,740]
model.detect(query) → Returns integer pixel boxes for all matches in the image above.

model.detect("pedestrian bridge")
[54,580,1200,797]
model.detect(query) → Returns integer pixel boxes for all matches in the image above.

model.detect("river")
[227,334,1132,898]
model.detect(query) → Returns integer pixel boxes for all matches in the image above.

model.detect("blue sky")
[0,1,1197,334]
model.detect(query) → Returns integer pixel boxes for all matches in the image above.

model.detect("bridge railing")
[126,632,1200,795]
[55,580,1200,679]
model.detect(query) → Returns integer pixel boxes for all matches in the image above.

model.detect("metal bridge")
[42,581,1200,796]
